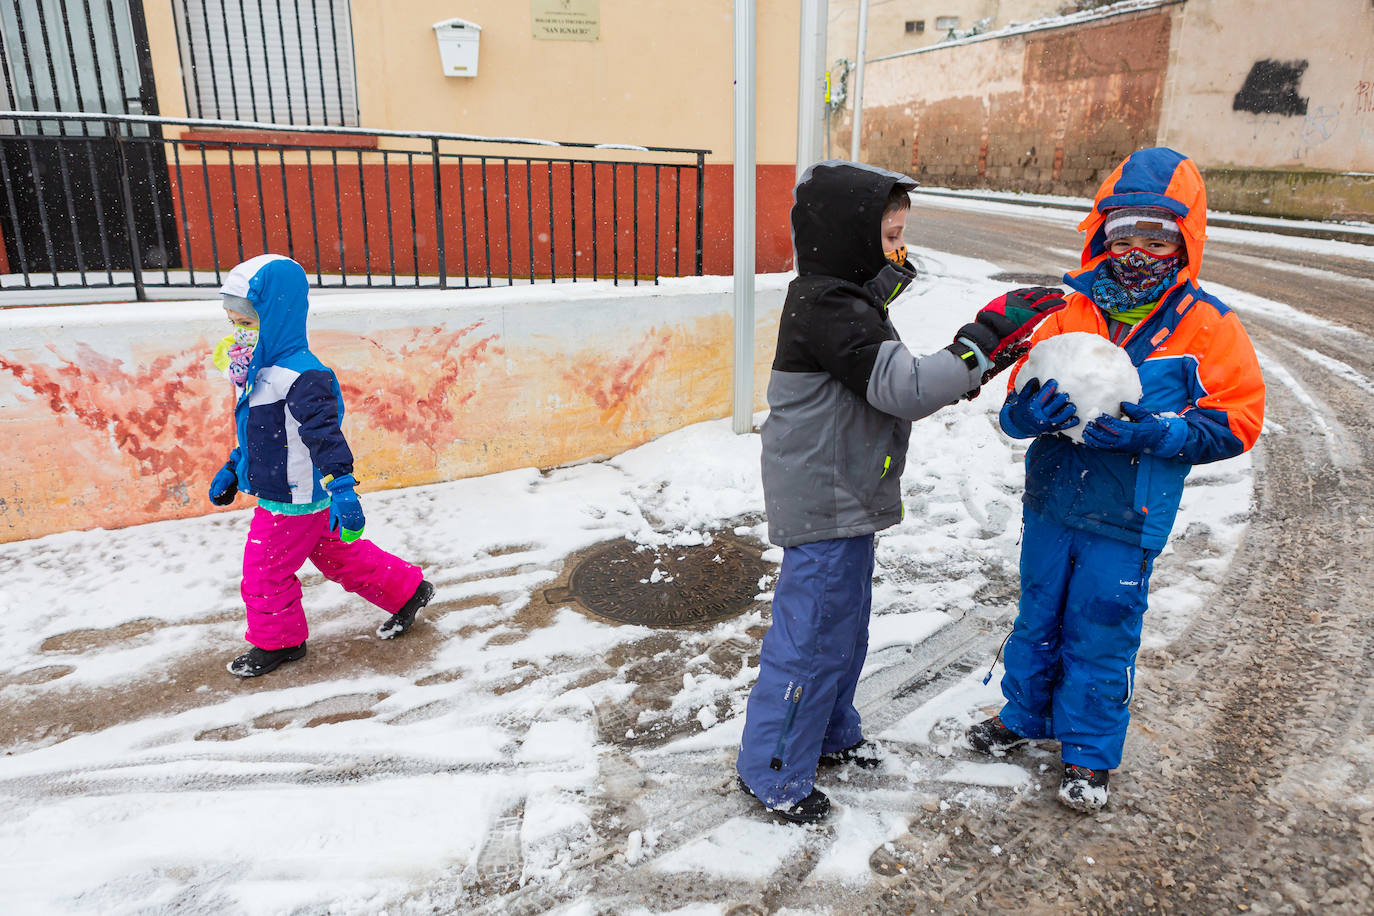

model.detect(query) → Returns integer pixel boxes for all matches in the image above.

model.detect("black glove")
[951,287,1068,384]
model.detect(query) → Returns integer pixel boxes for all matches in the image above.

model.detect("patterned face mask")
[884,245,907,266]
[227,324,258,387]
[1093,247,1182,313]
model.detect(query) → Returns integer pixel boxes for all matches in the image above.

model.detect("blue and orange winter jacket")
[1005,147,1265,550]
[224,255,353,505]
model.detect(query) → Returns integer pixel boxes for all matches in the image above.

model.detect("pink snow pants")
[241,506,424,650]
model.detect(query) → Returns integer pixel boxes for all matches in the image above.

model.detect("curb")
[913,188,1374,247]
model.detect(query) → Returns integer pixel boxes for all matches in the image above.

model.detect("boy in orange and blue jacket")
[966,148,1265,811]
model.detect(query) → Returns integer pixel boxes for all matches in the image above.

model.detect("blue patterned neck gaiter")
[1092,248,1181,313]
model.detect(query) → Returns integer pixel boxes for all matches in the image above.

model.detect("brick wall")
[858,8,1173,197]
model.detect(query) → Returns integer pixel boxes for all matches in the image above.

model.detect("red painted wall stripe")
[165,160,796,281]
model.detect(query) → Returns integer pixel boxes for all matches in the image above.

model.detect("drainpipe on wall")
[849,0,869,162]
[797,0,828,181]
[732,0,756,435]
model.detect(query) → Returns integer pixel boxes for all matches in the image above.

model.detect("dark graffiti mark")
[1233,60,1309,116]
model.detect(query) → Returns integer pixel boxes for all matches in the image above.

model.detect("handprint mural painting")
[0,282,782,543]
[0,339,233,526]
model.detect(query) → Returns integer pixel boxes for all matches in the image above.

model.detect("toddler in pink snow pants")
[208,254,434,677]
[241,507,424,650]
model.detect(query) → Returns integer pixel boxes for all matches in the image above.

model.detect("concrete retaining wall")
[0,278,785,543]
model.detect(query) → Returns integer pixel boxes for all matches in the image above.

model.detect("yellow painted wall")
[141,0,800,163]
[0,280,784,544]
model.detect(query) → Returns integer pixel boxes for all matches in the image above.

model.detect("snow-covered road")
[0,222,1266,914]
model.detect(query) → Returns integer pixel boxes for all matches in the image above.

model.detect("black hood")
[791,160,919,286]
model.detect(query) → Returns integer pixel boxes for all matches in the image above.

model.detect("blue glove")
[1082,402,1186,456]
[208,454,239,506]
[326,474,365,543]
[1002,378,1079,438]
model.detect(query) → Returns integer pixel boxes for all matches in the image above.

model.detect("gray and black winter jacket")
[761,161,981,547]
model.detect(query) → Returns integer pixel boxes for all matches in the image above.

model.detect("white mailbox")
[433,18,481,77]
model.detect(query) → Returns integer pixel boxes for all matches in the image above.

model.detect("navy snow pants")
[737,534,874,807]
[998,508,1159,771]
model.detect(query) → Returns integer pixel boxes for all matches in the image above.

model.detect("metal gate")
[0,0,179,276]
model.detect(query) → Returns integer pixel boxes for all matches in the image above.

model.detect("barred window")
[172,0,359,127]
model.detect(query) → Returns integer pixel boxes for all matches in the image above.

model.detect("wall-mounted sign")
[532,0,599,41]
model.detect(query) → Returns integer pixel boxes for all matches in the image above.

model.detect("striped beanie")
[1103,206,1181,245]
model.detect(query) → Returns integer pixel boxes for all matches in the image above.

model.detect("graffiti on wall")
[1301,106,1340,148]
[1233,60,1309,116]
[1358,81,1374,115]
[0,300,769,543]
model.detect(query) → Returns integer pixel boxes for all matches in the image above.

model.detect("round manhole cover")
[547,533,771,628]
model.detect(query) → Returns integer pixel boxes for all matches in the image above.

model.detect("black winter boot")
[228,642,307,677]
[1058,764,1110,812]
[967,715,1028,756]
[737,776,831,824]
[377,580,434,639]
[818,740,882,769]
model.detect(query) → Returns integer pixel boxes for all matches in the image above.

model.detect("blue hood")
[220,254,313,387]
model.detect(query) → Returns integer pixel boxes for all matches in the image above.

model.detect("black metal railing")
[0,111,709,299]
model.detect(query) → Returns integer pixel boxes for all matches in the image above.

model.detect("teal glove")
[325,474,365,543]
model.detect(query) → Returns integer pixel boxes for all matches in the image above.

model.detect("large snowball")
[1017,332,1143,444]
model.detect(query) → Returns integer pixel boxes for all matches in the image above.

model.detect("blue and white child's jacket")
[222,254,353,504]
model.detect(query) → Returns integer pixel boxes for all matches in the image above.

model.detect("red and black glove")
[951,287,1068,385]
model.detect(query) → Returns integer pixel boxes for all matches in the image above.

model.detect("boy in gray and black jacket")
[736,160,1065,823]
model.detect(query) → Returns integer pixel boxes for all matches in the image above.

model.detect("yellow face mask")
[884,245,907,266]
[212,334,235,373]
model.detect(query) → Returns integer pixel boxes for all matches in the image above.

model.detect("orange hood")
[1067,147,1208,295]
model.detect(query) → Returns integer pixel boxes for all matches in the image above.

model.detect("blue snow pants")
[736,534,875,807]
[998,508,1159,771]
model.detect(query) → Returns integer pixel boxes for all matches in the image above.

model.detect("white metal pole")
[849,0,870,162]
[796,0,828,181]
[732,0,756,435]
